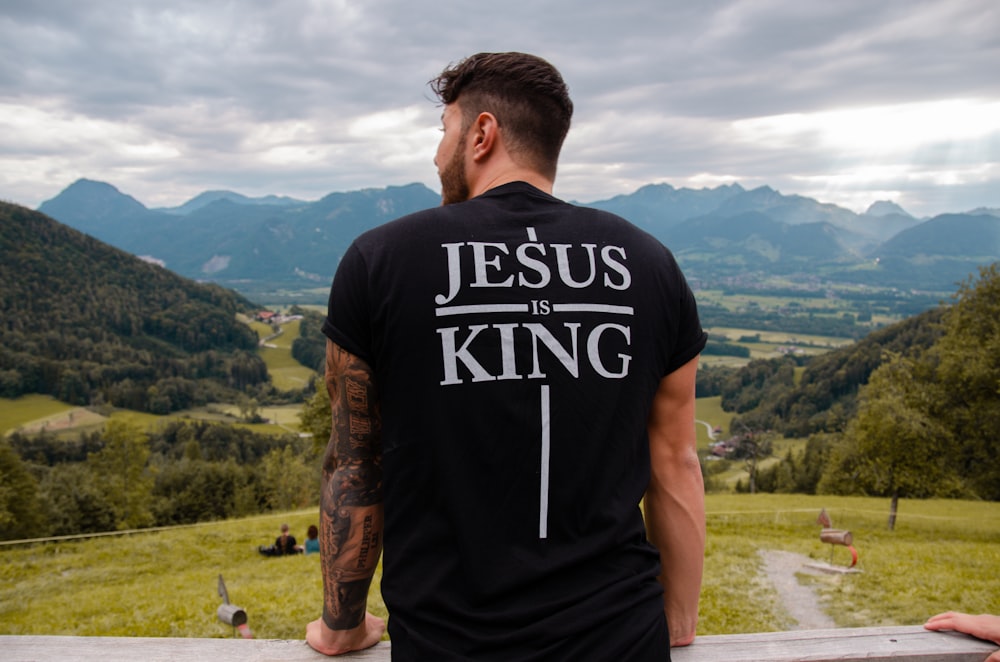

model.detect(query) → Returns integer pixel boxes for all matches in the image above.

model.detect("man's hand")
[925,611,1000,661]
[306,612,386,656]
[668,617,697,648]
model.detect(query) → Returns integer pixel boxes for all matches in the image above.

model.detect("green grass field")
[256,319,316,392]
[4,318,997,641]
[694,396,731,447]
[700,494,1000,632]
[702,325,855,367]
[0,400,303,439]
[0,395,79,434]
[2,495,997,640]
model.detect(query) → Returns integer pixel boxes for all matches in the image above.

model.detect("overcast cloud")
[1,0,998,217]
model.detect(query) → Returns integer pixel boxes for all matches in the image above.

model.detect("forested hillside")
[0,201,269,413]
[708,265,1000,503]
[710,305,946,436]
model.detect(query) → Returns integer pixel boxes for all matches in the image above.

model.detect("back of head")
[429,52,573,179]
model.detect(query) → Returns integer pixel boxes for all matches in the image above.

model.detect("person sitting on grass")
[301,524,320,554]
[258,523,299,556]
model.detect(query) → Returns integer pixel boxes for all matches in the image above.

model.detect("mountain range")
[37,179,1000,298]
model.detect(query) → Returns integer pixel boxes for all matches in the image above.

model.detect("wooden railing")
[3,626,996,661]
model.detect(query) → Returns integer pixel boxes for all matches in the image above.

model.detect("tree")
[290,310,328,372]
[229,350,270,389]
[730,422,772,495]
[236,393,262,423]
[257,444,317,511]
[839,353,962,529]
[152,458,251,524]
[299,375,331,454]
[930,264,1000,499]
[0,441,44,540]
[87,421,155,530]
[39,463,117,535]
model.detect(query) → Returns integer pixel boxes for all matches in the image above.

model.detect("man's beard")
[439,141,470,206]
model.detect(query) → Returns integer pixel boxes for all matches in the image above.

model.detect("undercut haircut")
[430,52,574,179]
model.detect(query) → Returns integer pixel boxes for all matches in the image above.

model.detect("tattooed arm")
[306,340,386,656]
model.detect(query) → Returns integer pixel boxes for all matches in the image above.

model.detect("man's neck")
[470,167,553,198]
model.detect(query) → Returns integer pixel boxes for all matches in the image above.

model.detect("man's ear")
[471,112,499,162]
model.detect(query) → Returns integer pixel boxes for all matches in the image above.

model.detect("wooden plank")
[2,626,996,662]
[0,636,392,661]
[670,626,997,662]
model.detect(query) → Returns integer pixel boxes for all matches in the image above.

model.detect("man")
[306,52,706,660]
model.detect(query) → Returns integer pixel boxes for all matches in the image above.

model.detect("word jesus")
[434,238,631,306]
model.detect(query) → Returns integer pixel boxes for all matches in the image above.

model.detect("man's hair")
[430,52,573,178]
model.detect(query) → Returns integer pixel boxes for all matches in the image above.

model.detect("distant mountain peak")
[635,182,677,194]
[966,207,1000,218]
[742,185,783,204]
[38,178,148,222]
[58,179,144,206]
[157,190,309,215]
[866,200,912,218]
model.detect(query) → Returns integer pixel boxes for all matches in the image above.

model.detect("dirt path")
[695,419,718,440]
[759,549,837,630]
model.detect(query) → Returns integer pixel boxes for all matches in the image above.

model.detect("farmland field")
[0,395,81,434]
[0,399,302,439]
[702,325,855,367]
[255,318,315,391]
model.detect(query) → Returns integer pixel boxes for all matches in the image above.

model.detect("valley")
[4,183,1000,546]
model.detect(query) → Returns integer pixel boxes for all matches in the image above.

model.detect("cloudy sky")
[2,0,998,218]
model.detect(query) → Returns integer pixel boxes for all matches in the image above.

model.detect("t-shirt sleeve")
[663,256,708,376]
[322,242,375,366]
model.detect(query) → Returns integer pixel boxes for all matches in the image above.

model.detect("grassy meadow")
[0,394,305,440]
[4,308,998,641]
[254,318,316,392]
[2,495,997,640]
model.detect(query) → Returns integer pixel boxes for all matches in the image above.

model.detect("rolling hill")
[0,200,270,412]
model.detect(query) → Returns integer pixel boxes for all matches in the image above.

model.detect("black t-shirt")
[274,534,297,555]
[323,182,706,661]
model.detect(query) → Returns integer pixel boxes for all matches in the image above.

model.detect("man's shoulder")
[353,204,450,245]
[567,203,671,250]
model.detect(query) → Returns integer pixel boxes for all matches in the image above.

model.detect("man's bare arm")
[645,355,705,648]
[306,340,385,655]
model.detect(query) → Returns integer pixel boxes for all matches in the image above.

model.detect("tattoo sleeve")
[320,340,384,631]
